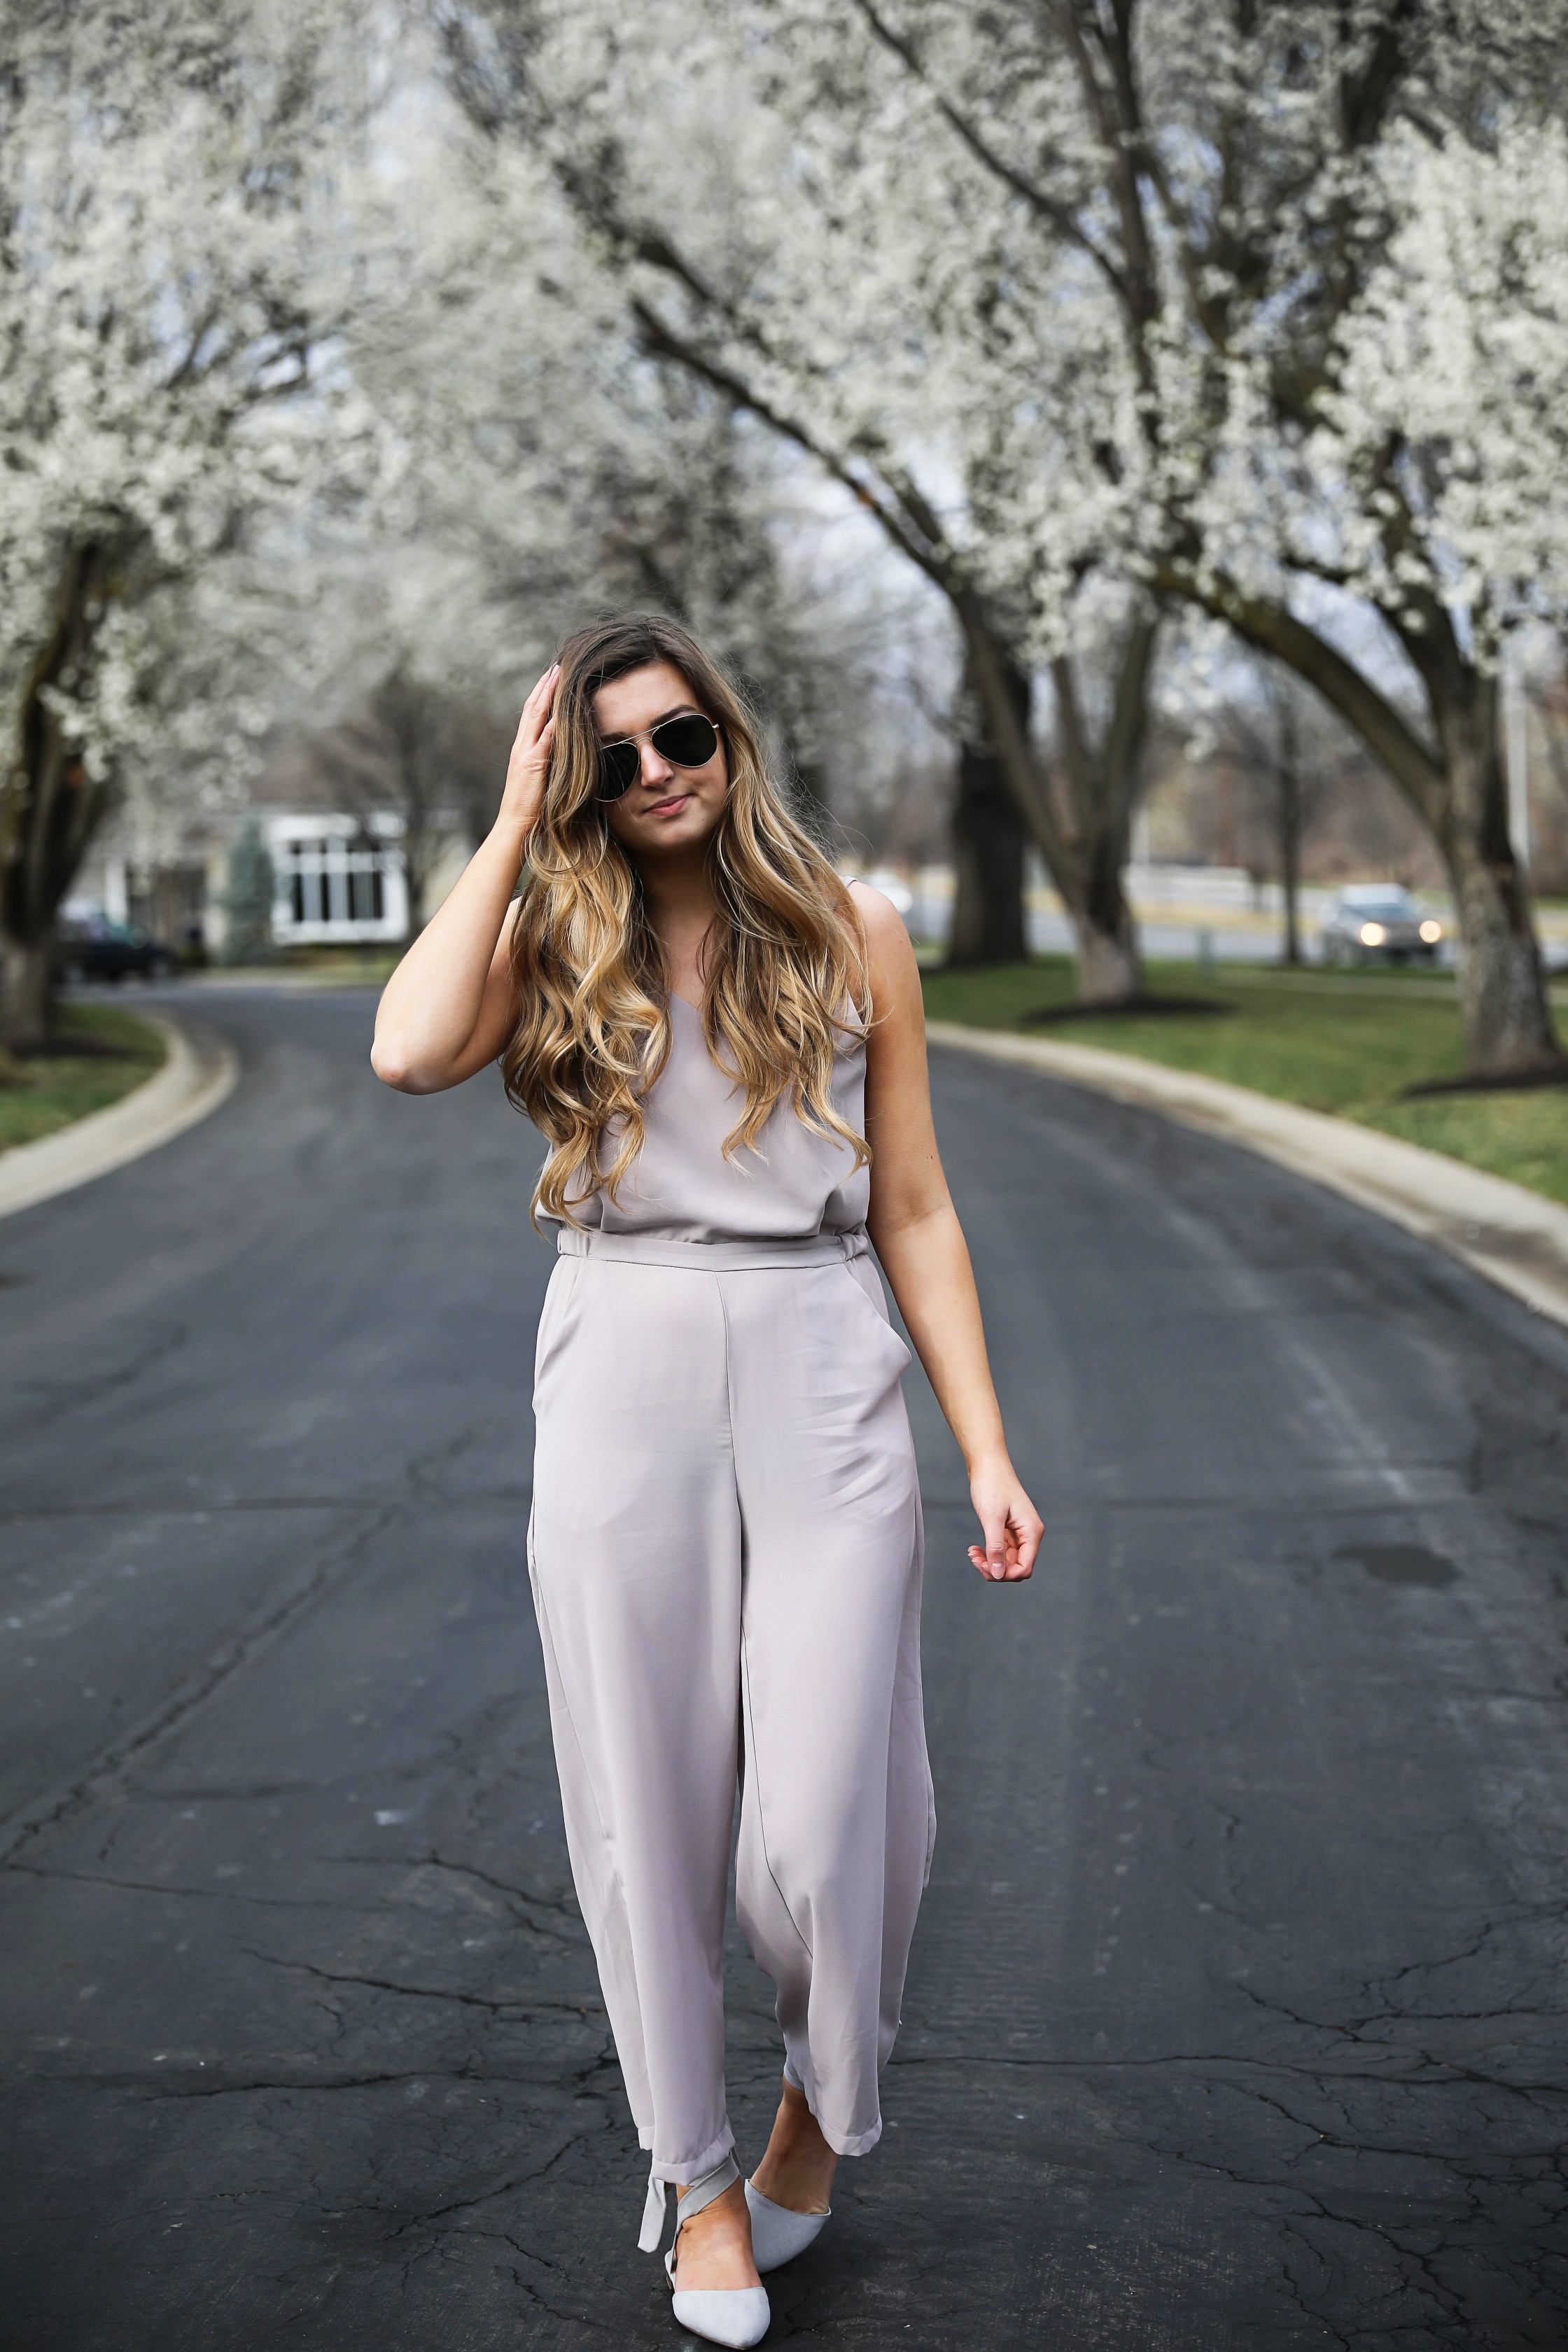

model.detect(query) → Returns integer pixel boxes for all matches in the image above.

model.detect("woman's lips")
[645,793,690,817]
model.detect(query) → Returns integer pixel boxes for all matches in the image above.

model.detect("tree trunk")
[1,939,52,1056]
[1048,622,1154,1005]
[1438,692,1562,1077]
[404,858,428,946]
[1,538,122,1053]
[946,654,1028,965]
[402,820,444,945]
[1278,701,1303,967]
[954,601,1150,1005]
[1073,836,1143,1004]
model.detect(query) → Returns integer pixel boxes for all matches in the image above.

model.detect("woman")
[372,614,1040,2347]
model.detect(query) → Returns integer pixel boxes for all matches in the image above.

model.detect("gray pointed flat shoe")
[655,2155,771,2346]
[665,2250,771,2348]
[744,2177,830,2274]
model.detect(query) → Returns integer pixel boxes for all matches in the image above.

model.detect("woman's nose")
[640,739,675,785]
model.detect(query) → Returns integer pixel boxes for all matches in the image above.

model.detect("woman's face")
[593,661,728,862]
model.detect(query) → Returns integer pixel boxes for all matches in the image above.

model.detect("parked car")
[1317,884,1443,965]
[55,916,180,983]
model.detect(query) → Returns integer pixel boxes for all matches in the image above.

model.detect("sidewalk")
[927,1019,1568,1332]
[0,1012,238,1221]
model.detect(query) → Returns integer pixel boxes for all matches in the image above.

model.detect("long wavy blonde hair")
[503,614,869,1226]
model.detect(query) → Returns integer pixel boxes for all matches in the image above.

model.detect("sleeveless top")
[550,993,869,1245]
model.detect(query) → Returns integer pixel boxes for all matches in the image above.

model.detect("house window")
[272,829,400,940]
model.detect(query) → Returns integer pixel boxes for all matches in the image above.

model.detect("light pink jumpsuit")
[527,995,934,2236]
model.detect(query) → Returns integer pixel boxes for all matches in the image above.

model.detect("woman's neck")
[636,846,720,1006]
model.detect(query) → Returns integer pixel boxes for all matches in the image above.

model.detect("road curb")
[0,1009,239,1222]
[925,1019,1568,1331]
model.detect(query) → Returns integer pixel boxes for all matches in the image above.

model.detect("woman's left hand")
[967,1458,1043,1583]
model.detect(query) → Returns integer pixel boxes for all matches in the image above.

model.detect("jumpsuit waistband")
[555,1225,869,1273]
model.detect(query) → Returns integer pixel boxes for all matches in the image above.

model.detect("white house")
[66,727,475,957]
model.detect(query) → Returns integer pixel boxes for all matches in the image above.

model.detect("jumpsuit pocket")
[834,1257,913,1376]
[533,1258,584,1401]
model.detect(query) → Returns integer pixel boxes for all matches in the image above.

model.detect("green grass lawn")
[0,1002,167,1154]
[922,958,1568,1209]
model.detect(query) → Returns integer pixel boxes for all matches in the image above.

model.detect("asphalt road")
[3,986,1567,2351]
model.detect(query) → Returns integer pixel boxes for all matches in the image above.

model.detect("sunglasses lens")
[597,741,640,800]
[653,715,719,768]
[596,714,718,798]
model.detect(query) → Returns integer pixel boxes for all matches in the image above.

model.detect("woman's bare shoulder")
[846,877,916,954]
[844,878,920,1019]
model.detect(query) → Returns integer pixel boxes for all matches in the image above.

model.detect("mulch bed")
[1019,994,1236,1028]
[1402,1063,1568,1099]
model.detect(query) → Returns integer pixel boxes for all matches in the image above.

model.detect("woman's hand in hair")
[500,663,560,839]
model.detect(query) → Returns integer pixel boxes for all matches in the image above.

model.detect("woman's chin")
[624,810,719,856]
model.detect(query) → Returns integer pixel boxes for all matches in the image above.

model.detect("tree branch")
[1156,561,1443,820]
[1052,650,1093,813]
[1103,606,1160,822]
[629,300,948,582]
[847,0,1133,309]
[951,592,1072,878]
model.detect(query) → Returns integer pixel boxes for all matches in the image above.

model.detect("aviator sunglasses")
[596,710,720,802]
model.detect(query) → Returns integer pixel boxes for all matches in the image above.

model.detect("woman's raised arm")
[370,664,557,1094]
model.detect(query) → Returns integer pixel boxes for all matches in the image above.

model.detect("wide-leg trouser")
[528,1226,934,2204]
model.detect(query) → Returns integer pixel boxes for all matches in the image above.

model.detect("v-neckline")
[669,991,703,1018]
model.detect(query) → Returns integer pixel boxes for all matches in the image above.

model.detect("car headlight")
[1359,923,1386,946]
[1419,920,1442,944]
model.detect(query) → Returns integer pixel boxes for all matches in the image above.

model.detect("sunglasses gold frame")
[596,711,720,801]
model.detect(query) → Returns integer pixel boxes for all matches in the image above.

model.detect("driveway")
[2,986,1564,2348]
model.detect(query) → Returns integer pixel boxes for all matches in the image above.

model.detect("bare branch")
[848,0,1133,309]
[1156,561,1443,820]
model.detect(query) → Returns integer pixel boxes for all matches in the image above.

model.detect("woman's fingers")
[966,1481,1043,1583]
[500,671,561,832]
[514,663,560,746]
[1007,1506,1042,1580]
[969,1506,1010,1580]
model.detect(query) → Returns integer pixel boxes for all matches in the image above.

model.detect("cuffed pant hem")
[638,2120,737,2186]
[780,2051,882,2159]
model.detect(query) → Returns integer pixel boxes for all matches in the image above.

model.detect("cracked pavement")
[2,987,1566,2348]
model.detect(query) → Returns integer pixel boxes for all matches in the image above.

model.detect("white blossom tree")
[438,0,1568,1068]
[0,0,374,1048]
[436,0,1188,1000]
[810,1,1568,1069]
[968,0,1568,1075]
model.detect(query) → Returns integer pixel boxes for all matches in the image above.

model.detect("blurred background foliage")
[3,0,1568,1084]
